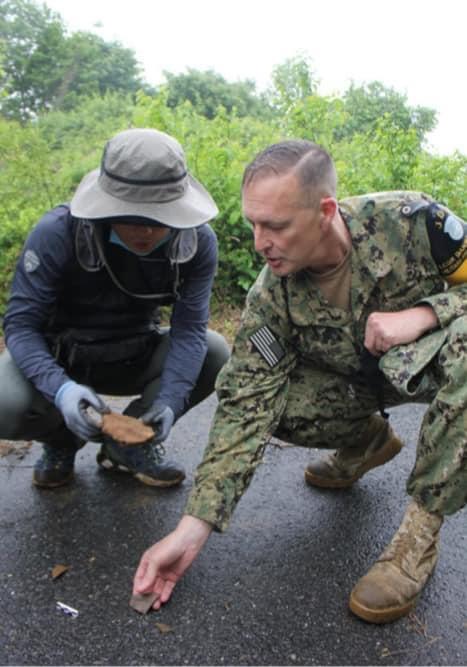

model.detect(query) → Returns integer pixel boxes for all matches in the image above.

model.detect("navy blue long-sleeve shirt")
[4,206,218,417]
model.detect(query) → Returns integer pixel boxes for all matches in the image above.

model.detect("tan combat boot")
[349,499,443,623]
[304,415,403,488]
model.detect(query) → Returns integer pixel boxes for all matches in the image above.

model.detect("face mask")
[109,229,173,256]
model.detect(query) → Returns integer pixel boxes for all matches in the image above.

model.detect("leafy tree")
[0,40,6,105]
[0,52,464,312]
[267,54,317,114]
[335,115,422,196]
[37,92,137,192]
[0,91,136,312]
[37,91,135,149]
[339,81,437,145]
[0,0,147,120]
[284,94,348,149]
[412,151,467,218]
[52,30,148,112]
[0,116,59,212]
[134,89,280,297]
[0,0,66,119]
[163,68,267,119]
[0,115,60,307]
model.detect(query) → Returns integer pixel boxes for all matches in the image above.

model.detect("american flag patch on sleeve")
[249,326,285,368]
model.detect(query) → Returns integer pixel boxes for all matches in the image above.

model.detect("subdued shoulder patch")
[24,249,40,273]
[249,326,285,368]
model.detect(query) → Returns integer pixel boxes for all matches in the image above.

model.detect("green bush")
[0,70,466,316]
[134,91,280,300]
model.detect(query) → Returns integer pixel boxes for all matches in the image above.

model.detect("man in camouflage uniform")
[131,140,466,624]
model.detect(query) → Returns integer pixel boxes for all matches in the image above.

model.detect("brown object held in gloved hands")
[101,412,155,446]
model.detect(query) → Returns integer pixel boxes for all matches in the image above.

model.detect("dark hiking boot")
[96,439,185,487]
[304,415,403,488]
[349,499,443,623]
[33,443,78,488]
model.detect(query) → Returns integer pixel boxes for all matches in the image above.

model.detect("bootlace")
[380,503,441,574]
[383,531,416,569]
[148,441,166,463]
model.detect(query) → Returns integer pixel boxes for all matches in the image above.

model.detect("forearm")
[157,324,207,417]
[185,271,294,531]
[4,211,73,401]
[158,233,216,415]
[185,376,289,531]
[177,514,213,543]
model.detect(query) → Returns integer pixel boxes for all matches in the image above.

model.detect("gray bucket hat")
[70,128,218,229]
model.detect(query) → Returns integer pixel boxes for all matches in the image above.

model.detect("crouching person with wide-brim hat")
[0,128,230,488]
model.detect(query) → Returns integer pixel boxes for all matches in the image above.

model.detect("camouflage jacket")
[185,191,467,531]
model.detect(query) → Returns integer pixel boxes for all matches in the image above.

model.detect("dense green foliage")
[0,0,147,120]
[0,1,466,315]
[163,69,268,120]
[339,81,437,143]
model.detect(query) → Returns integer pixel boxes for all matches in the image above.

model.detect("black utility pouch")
[48,328,161,368]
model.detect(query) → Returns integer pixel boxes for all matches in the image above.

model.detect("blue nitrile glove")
[55,381,109,441]
[141,401,175,444]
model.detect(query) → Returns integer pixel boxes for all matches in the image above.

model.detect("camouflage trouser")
[274,316,467,517]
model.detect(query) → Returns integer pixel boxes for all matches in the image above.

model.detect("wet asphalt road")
[0,396,466,666]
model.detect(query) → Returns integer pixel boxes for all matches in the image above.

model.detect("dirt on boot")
[349,499,443,623]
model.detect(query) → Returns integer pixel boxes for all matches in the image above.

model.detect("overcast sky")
[45,0,467,156]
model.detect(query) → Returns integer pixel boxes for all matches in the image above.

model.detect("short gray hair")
[242,140,337,205]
